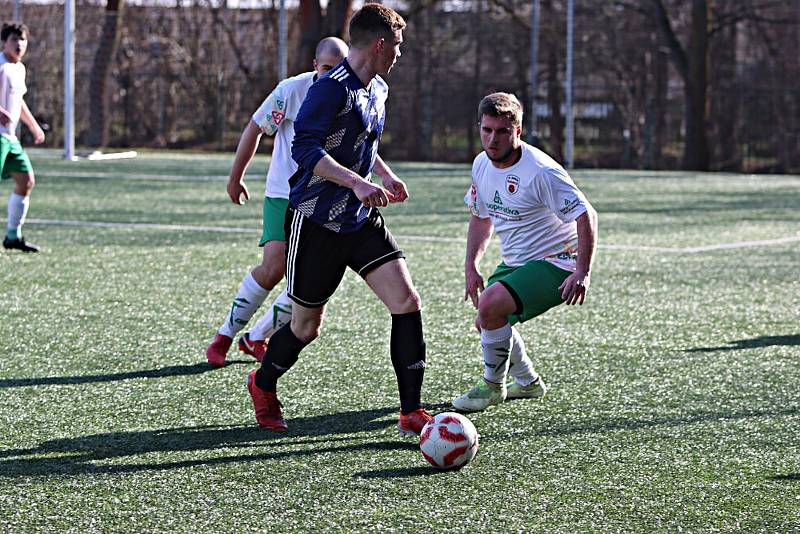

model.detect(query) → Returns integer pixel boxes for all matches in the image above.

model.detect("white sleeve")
[251,83,288,137]
[465,173,490,219]
[534,166,588,223]
[465,158,491,218]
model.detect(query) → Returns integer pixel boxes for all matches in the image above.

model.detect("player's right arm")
[227,119,263,205]
[292,79,393,208]
[464,214,493,308]
[0,68,10,126]
[228,84,290,205]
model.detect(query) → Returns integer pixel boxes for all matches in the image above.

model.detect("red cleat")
[397,408,434,437]
[247,370,288,431]
[238,332,267,363]
[206,333,233,367]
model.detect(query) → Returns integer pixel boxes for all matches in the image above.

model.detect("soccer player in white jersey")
[452,92,598,412]
[206,37,349,367]
[0,22,45,253]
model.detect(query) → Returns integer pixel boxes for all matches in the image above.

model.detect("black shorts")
[284,207,405,308]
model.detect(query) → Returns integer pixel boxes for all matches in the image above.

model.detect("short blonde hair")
[478,92,523,128]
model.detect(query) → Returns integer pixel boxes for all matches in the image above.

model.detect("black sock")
[254,324,308,392]
[390,310,426,414]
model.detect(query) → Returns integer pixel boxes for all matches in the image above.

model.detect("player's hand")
[32,125,45,145]
[559,270,590,305]
[227,178,250,205]
[354,180,393,208]
[381,174,409,203]
[0,110,10,126]
[464,266,484,308]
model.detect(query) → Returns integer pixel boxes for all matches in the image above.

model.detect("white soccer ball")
[419,412,479,469]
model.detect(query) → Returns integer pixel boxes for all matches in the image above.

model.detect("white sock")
[6,192,29,237]
[508,327,539,386]
[249,288,293,341]
[218,273,270,337]
[481,323,512,384]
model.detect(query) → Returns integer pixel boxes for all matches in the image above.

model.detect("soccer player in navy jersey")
[246,3,433,436]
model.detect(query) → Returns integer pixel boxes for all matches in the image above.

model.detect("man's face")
[313,51,344,77]
[376,30,403,75]
[2,33,28,63]
[479,114,521,165]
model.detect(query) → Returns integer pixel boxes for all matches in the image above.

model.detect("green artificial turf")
[0,149,798,532]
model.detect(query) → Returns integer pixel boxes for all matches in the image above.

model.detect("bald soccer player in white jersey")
[452,92,598,412]
[206,37,349,367]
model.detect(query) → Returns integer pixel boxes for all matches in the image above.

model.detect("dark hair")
[348,3,406,49]
[1,22,29,42]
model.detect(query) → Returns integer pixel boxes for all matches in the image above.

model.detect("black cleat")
[3,236,40,253]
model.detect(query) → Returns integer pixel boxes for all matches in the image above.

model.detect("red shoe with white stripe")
[397,408,433,437]
[238,332,267,363]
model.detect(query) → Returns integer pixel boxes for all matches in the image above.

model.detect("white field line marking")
[38,171,228,181]
[21,218,800,253]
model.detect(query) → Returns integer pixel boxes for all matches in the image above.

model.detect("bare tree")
[87,0,125,148]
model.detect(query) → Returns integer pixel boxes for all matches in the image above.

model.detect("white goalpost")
[64,0,75,160]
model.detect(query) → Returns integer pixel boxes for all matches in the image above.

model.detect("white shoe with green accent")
[452,379,507,412]
[506,376,547,399]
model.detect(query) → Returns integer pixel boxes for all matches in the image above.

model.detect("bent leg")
[250,240,286,290]
[254,302,324,392]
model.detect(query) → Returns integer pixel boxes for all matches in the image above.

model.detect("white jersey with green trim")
[252,71,316,199]
[465,141,590,271]
[0,52,27,140]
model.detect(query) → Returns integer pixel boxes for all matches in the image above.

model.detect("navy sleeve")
[291,78,347,171]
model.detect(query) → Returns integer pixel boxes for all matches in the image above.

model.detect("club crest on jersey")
[505,174,520,194]
[271,111,285,125]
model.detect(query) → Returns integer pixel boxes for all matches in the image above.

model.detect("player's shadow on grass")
[354,466,442,479]
[685,334,800,353]
[0,361,249,389]
[770,473,800,481]
[0,407,423,477]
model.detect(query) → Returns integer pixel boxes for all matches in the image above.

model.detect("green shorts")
[0,137,33,180]
[259,196,290,246]
[487,260,571,325]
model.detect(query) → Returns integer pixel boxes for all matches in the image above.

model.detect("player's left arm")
[20,100,45,144]
[373,155,408,203]
[559,205,598,305]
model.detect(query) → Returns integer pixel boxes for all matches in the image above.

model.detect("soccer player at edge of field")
[205,37,349,367]
[452,92,598,412]
[0,22,45,253]
[246,3,433,435]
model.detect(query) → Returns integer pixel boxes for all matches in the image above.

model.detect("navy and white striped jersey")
[290,59,388,233]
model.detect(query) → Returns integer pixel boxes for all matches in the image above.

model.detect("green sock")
[6,228,18,240]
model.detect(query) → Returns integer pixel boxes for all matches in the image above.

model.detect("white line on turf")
[18,218,800,253]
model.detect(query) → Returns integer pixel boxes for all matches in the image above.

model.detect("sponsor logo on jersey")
[271,111,285,125]
[276,99,285,110]
[505,175,520,194]
[493,190,503,204]
[485,202,520,218]
[560,197,581,215]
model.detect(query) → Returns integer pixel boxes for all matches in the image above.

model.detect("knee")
[253,263,284,290]
[291,316,322,344]
[15,174,35,195]
[477,289,508,329]
[394,290,422,315]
